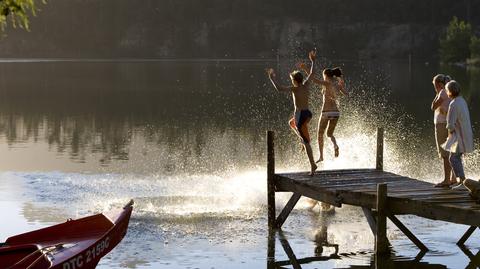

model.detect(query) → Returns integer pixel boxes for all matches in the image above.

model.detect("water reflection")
[267,229,448,269]
[0,61,479,175]
[459,245,480,269]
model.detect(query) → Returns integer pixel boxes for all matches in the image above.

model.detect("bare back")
[321,82,340,112]
[291,83,310,111]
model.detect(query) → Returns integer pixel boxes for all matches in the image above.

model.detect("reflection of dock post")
[376,128,384,171]
[375,183,388,255]
[267,229,276,269]
[267,131,276,229]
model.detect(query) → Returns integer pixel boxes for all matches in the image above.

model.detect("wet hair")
[446,80,461,97]
[290,70,304,84]
[323,67,342,78]
[433,74,452,86]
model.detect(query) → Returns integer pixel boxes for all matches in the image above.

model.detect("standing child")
[267,50,318,175]
[442,80,474,189]
[431,74,456,187]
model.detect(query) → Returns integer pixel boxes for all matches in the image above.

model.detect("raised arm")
[304,50,316,84]
[296,60,329,87]
[337,77,348,96]
[431,94,443,111]
[266,68,291,92]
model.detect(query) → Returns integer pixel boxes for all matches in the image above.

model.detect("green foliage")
[471,35,480,59]
[0,0,38,30]
[439,17,473,63]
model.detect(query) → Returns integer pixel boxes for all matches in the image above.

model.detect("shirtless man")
[267,49,318,175]
[298,64,347,162]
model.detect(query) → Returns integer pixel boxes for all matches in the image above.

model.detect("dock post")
[376,128,384,171]
[267,131,276,229]
[267,229,276,269]
[375,183,388,255]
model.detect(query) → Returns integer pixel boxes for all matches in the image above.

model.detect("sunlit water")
[0,61,480,268]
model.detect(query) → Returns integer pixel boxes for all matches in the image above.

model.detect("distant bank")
[0,0,478,60]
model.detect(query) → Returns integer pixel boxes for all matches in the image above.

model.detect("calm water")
[0,60,480,269]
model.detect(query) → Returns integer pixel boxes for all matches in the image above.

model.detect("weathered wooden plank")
[275,193,302,228]
[392,193,472,200]
[310,177,408,186]
[340,189,473,204]
[425,199,477,204]
[320,179,418,190]
[275,177,342,207]
[387,197,480,226]
[342,186,473,201]
[278,170,399,182]
[442,202,480,210]
[355,187,457,196]
[277,168,378,177]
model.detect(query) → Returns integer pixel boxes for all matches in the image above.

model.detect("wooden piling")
[375,183,388,255]
[267,131,276,229]
[376,128,384,171]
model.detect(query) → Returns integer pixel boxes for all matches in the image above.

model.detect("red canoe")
[0,200,134,269]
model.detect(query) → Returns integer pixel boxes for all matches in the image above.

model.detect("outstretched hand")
[309,49,317,62]
[266,68,275,78]
[296,62,308,72]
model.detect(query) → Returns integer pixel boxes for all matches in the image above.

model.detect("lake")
[0,59,479,268]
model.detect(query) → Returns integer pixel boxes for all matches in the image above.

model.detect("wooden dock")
[266,129,480,256]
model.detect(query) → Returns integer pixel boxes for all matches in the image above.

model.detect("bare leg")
[289,118,302,141]
[442,156,456,184]
[329,135,339,157]
[317,118,328,163]
[326,118,339,157]
[305,143,317,175]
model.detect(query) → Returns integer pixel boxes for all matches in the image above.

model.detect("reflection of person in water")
[314,225,339,256]
[311,210,339,257]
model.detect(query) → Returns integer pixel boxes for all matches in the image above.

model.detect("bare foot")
[309,163,318,176]
[448,180,459,187]
[334,146,339,158]
[316,156,323,163]
[434,180,451,188]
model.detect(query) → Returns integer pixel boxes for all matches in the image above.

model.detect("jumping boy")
[266,49,317,175]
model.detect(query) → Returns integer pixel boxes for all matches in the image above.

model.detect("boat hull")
[0,200,133,269]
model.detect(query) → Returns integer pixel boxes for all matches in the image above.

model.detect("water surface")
[0,60,480,268]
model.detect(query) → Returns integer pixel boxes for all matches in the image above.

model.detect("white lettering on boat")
[62,237,110,269]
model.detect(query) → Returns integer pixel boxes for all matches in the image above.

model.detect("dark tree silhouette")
[0,0,41,30]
